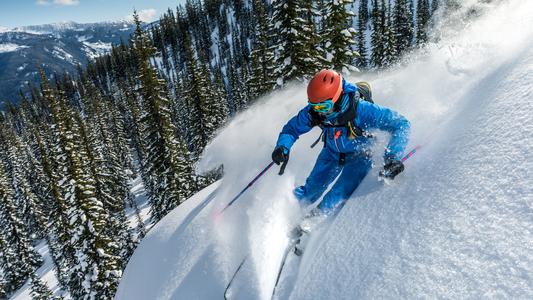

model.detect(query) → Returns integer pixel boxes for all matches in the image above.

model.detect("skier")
[272,70,410,217]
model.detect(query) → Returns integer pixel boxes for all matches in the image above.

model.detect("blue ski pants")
[294,148,372,214]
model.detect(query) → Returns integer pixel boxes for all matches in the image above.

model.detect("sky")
[0,0,187,29]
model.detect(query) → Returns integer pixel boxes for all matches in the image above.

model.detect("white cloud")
[36,0,52,5]
[125,9,158,23]
[36,0,80,6]
[53,0,80,5]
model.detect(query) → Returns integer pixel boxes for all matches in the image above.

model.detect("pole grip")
[278,160,288,175]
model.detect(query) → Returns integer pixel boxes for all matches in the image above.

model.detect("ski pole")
[402,138,430,162]
[213,161,276,219]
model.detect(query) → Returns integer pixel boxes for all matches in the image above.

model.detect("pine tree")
[73,107,137,270]
[27,270,54,300]
[394,0,415,57]
[0,275,6,299]
[360,0,369,23]
[0,229,23,296]
[416,0,431,45]
[18,126,52,230]
[198,51,229,140]
[356,1,369,69]
[322,0,359,72]
[301,0,326,71]
[106,98,146,240]
[248,0,276,99]
[183,34,212,155]
[381,0,398,68]
[271,0,321,85]
[431,0,440,16]
[59,110,120,300]
[132,12,195,224]
[0,161,42,294]
[227,54,248,114]
[23,244,54,300]
[34,124,72,288]
[38,66,122,298]
[37,66,78,289]
[2,126,46,240]
[370,0,386,68]
[212,68,230,125]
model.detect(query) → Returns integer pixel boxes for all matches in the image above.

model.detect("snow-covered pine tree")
[199,50,228,150]
[227,53,248,114]
[216,7,232,68]
[33,123,72,288]
[271,0,320,85]
[56,109,120,300]
[0,275,6,299]
[105,99,147,241]
[3,127,46,243]
[19,126,51,223]
[107,94,137,181]
[249,0,276,99]
[381,0,398,68]
[360,0,370,23]
[132,12,194,224]
[117,71,147,183]
[0,161,42,294]
[0,145,43,286]
[78,82,122,212]
[46,75,120,300]
[370,0,386,68]
[231,22,244,67]
[21,245,54,300]
[183,33,216,156]
[199,52,229,139]
[356,0,369,69]
[301,0,327,71]
[2,128,45,248]
[0,229,24,297]
[212,68,230,126]
[322,0,359,73]
[240,61,252,105]
[27,270,54,300]
[169,72,189,140]
[416,0,431,45]
[73,107,137,271]
[394,0,415,57]
[431,0,440,16]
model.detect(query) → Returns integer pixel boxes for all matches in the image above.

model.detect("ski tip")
[212,211,220,220]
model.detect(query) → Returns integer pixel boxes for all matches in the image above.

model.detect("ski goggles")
[308,99,335,113]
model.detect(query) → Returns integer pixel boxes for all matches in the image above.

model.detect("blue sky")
[0,0,187,29]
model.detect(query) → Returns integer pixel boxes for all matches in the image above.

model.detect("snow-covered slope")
[121,0,533,299]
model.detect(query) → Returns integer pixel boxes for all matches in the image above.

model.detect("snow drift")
[115,1,533,299]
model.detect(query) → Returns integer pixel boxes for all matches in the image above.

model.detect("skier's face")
[318,106,335,116]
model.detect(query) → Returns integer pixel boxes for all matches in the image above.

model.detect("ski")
[224,256,248,300]
[271,225,306,299]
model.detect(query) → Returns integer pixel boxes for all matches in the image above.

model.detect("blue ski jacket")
[275,80,411,161]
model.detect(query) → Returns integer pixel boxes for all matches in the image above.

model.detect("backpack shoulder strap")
[308,108,324,128]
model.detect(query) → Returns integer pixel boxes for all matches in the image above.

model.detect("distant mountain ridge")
[10,20,137,41]
[0,19,144,109]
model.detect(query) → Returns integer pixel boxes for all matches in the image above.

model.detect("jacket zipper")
[334,129,341,152]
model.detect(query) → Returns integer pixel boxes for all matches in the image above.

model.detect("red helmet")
[307,70,343,104]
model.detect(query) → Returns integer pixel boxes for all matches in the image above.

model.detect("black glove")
[379,160,404,180]
[272,146,289,175]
